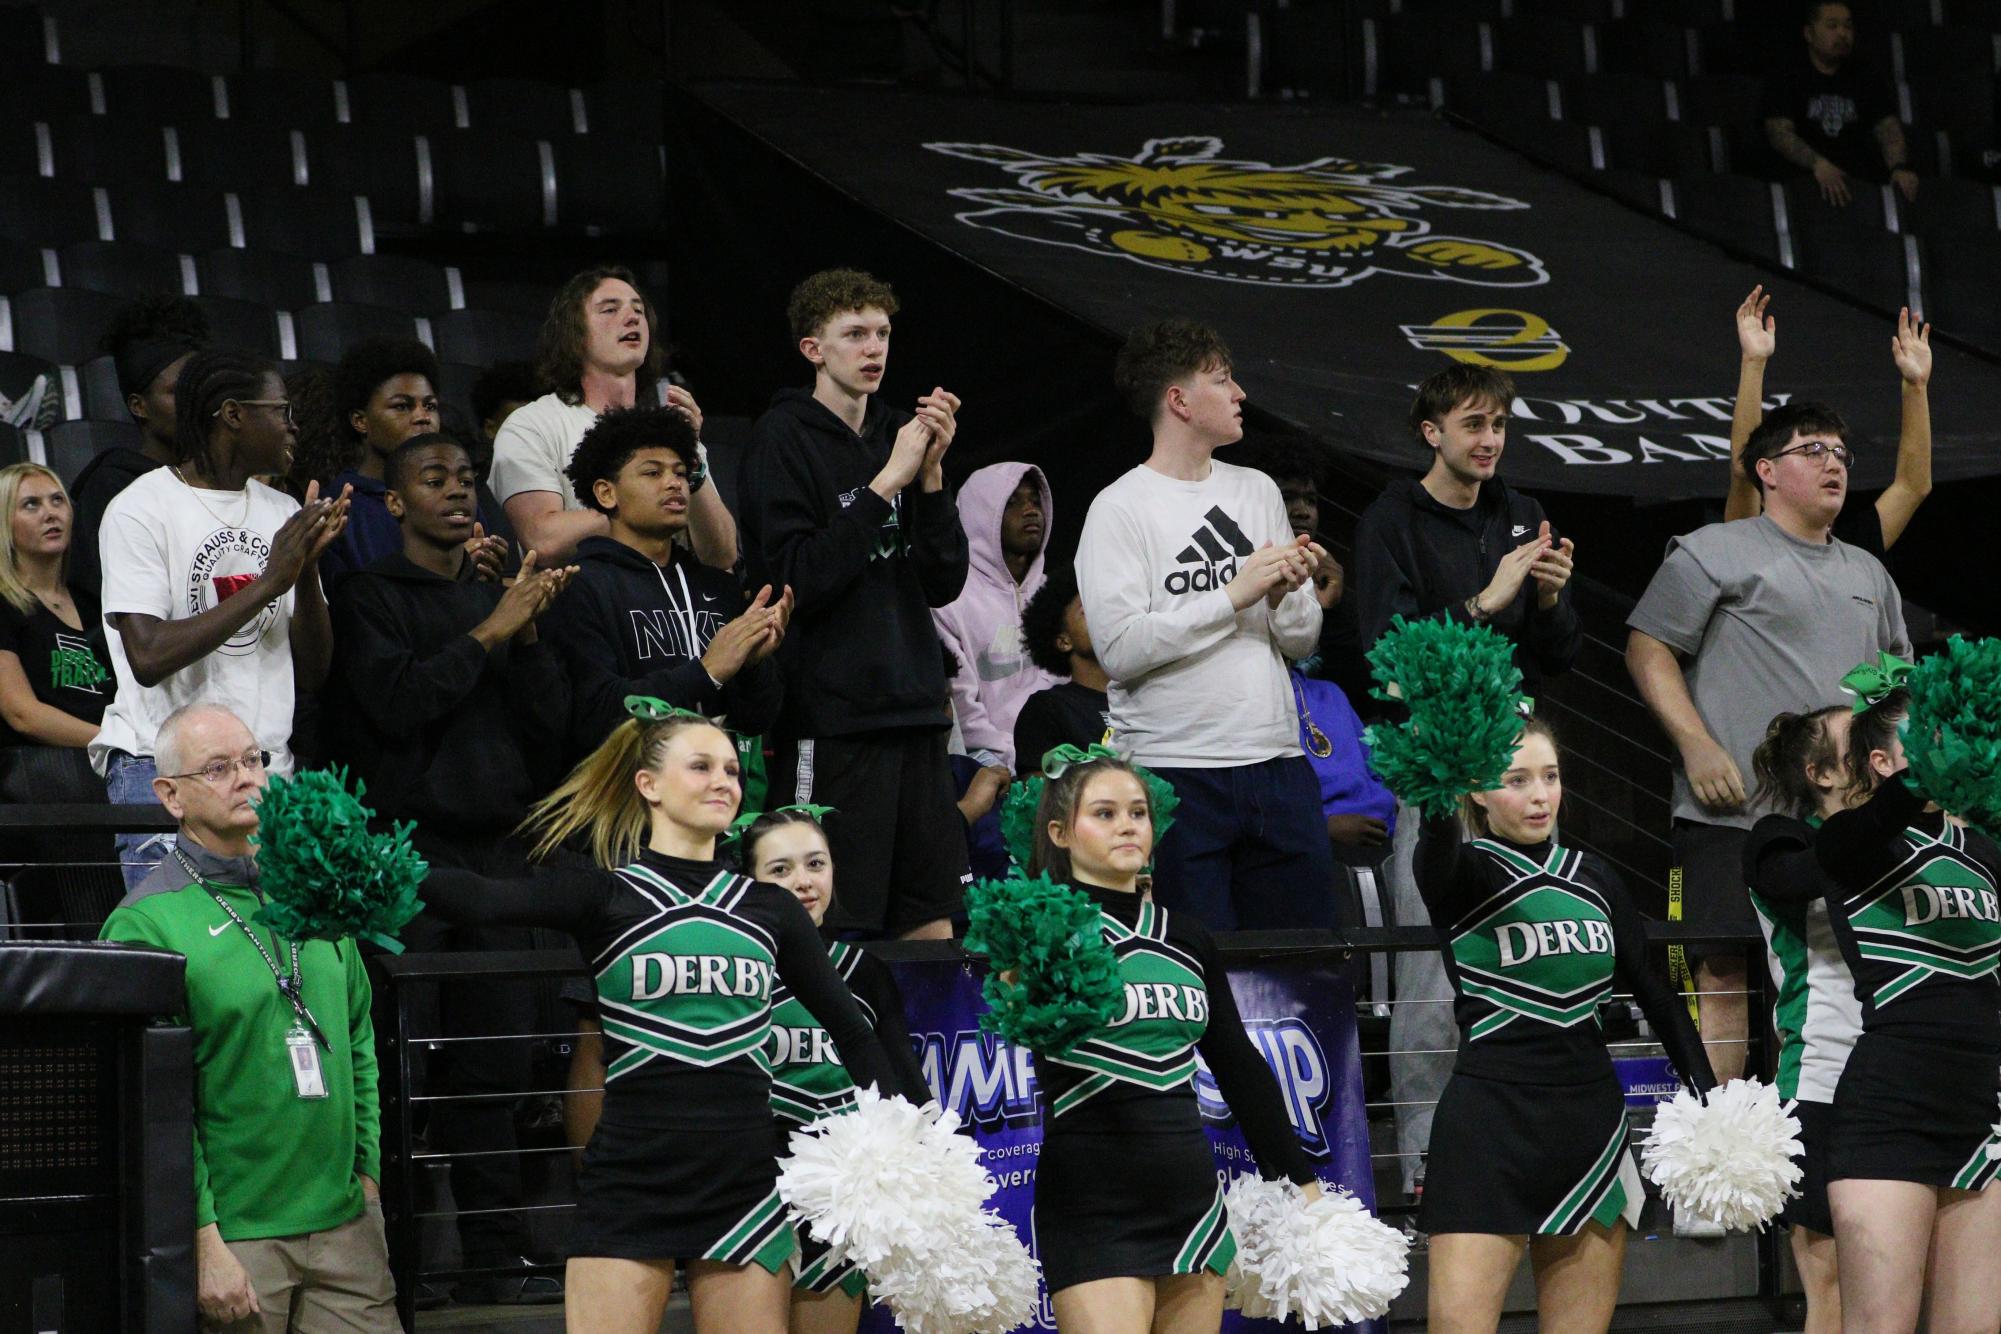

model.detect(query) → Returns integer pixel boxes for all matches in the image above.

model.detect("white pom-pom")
[1640,1078,1802,1232]
[777,1086,1038,1334]
[1222,1175,1410,1328]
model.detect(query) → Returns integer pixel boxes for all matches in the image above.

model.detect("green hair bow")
[998,745,1180,872]
[1841,653,1914,714]
[722,803,837,850]
[624,694,708,724]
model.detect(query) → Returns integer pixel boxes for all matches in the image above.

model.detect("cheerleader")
[1003,747,1321,1334]
[1806,679,2001,1333]
[737,806,931,1334]
[1415,717,1715,1334]
[1740,706,1862,1334]
[415,701,908,1334]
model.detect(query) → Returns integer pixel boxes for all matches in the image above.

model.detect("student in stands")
[0,463,111,802]
[1247,444,1370,707]
[1627,403,1908,1089]
[490,266,734,566]
[1724,286,1932,557]
[470,359,540,484]
[69,296,209,603]
[1763,0,1919,204]
[1076,318,1336,930]
[317,337,447,591]
[1351,363,1581,1200]
[100,703,398,1333]
[330,432,577,1305]
[930,462,1057,772]
[545,405,788,749]
[737,268,971,940]
[1012,564,1111,773]
[92,350,349,890]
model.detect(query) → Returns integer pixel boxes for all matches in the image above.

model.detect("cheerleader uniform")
[421,850,903,1270]
[766,940,931,1298]
[1807,779,2001,1189]
[1415,818,1716,1237]
[1026,882,1317,1295]
[1743,815,1864,1235]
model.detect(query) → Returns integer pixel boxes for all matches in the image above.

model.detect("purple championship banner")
[860,953,1380,1333]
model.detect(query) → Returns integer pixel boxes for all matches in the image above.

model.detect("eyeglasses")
[214,399,296,427]
[1771,439,1855,468]
[162,750,271,785]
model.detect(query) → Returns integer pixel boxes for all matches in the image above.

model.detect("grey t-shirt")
[1628,515,1909,830]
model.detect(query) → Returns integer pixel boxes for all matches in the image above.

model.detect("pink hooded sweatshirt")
[932,461,1058,770]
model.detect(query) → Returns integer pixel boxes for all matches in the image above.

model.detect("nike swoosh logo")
[699,593,717,603]
[210,921,232,936]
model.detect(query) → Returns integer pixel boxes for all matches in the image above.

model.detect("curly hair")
[786,268,899,342]
[564,405,697,516]
[1112,319,1231,422]
[333,336,439,444]
[174,348,280,476]
[1021,564,1081,678]
[470,359,541,434]
[282,363,348,497]
[536,265,661,405]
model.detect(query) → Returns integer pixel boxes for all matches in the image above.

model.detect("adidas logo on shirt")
[1164,506,1254,595]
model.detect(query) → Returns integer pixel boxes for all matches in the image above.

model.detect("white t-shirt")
[486,393,599,508]
[89,470,303,775]
[1075,459,1321,768]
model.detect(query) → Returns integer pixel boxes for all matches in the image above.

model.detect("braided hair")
[172,348,280,477]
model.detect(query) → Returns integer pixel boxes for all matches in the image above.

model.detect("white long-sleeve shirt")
[1076,459,1319,768]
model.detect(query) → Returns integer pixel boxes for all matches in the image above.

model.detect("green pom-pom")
[962,873,1123,1056]
[1903,635,2001,841]
[1362,614,1527,819]
[250,767,428,954]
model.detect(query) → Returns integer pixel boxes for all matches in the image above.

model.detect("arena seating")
[0,18,668,481]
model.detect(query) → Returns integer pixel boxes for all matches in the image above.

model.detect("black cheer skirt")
[1034,1126,1234,1294]
[1421,1070,1643,1237]
[1780,1099,1836,1236]
[1829,1032,2001,1191]
[569,1116,796,1271]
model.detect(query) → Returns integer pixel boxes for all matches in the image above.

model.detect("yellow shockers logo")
[923,135,1549,289]
[1402,309,1571,372]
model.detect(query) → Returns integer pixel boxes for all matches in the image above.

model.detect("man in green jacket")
[101,702,397,1332]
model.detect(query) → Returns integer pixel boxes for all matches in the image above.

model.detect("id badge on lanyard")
[287,1024,328,1098]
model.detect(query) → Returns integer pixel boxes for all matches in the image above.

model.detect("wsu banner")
[860,953,1380,1334]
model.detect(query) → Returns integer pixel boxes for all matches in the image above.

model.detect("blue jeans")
[1146,755,1340,931]
[104,751,173,893]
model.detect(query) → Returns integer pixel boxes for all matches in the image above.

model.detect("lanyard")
[175,847,329,1049]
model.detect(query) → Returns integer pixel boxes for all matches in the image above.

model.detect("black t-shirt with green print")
[1416,816,1715,1093]
[0,593,110,744]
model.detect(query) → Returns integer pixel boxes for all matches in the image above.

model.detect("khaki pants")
[208,1200,400,1333]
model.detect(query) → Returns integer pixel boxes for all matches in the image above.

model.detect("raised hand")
[1228,543,1302,612]
[1530,523,1576,605]
[916,386,960,486]
[1474,530,1551,618]
[1736,286,1775,363]
[464,522,508,583]
[663,383,704,438]
[702,585,781,684]
[1891,307,1931,387]
[874,416,935,499]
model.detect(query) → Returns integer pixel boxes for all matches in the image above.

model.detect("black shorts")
[1033,1126,1233,1294]
[1829,1032,2001,1191]
[1671,820,1757,967]
[1421,1070,1642,1237]
[771,729,970,935]
[1781,1099,1836,1236]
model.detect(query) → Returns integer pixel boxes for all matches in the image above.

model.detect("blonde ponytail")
[518,715,712,867]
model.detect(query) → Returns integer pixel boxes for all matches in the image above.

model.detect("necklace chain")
[171,467,253,530]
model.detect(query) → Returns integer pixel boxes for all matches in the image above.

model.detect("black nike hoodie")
[1352,476,1582,701]
[330,552,573,834]
[540,535,785,748]
[738,388,969,738]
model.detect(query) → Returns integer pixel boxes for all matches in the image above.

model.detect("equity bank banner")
[690,84,2001,499]
[862,954,1381,1334]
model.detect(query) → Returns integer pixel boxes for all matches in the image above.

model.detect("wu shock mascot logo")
[923,135,1549,289]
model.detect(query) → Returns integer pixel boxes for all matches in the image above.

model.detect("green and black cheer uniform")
[1415,819,1716,1236]
[1744,815,1864,1234]
[767,940,930,1298]
[1805,779,2001,1189]
[421,849,904,1269]
[1024,882,1317,1294]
